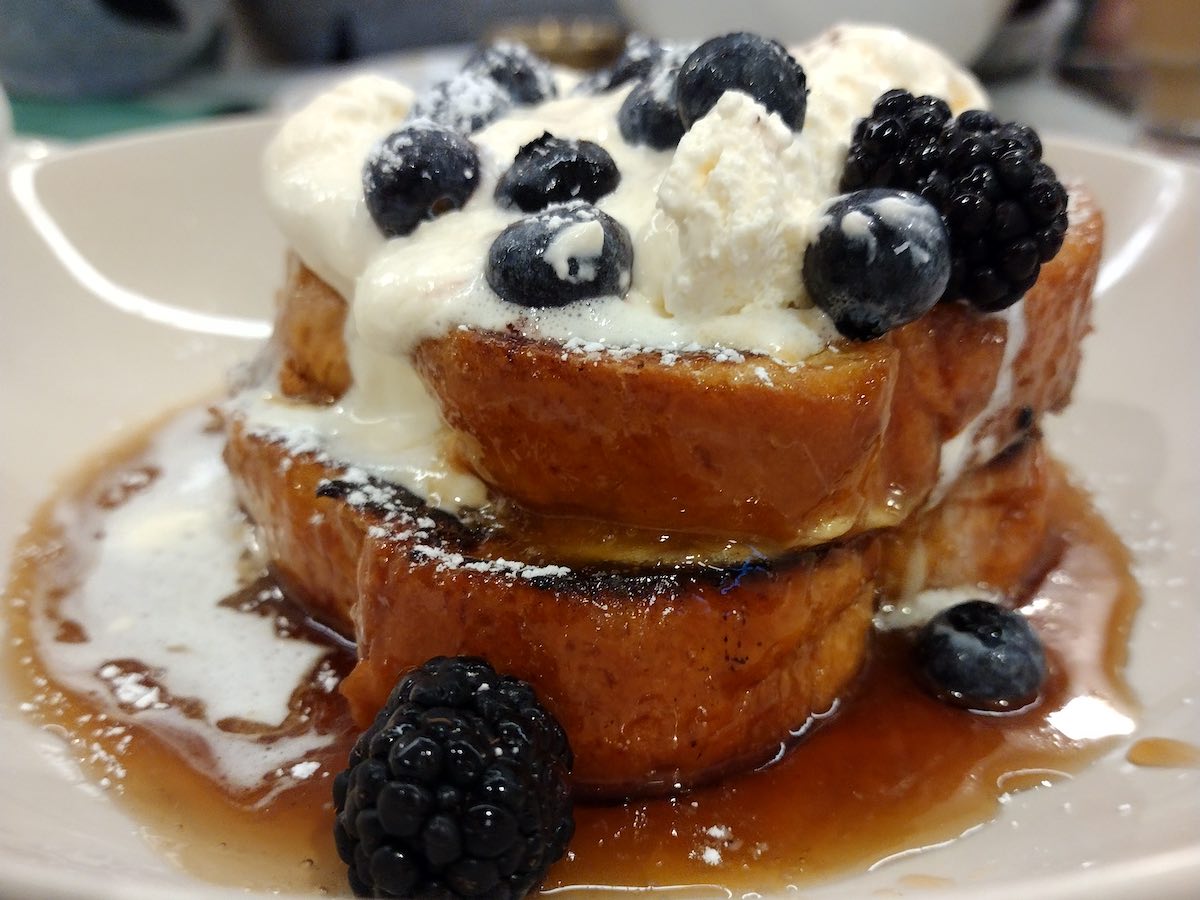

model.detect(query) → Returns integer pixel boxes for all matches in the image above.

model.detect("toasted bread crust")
[224,419,1053,794]
[275,255,352,405]
[271,189,1100,548]
[417,190,1100,545]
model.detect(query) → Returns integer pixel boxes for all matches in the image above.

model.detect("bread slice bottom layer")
[225,419,1053,797]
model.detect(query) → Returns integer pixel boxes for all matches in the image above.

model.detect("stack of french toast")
[223,26,1103,798]
[224,198,1099,797]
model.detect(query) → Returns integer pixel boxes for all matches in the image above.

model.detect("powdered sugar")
[410,71,512,134]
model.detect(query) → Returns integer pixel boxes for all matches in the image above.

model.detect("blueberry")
[462,41,557,105]
[363,124,480,238]
[915,600,1047,712]
[676,33,807,130]
[495,132,620,212]
[486,202,633,308]
[573,33,665,95]
[410,71,512,134]
[617,61,685,150]
[802,188,950,341]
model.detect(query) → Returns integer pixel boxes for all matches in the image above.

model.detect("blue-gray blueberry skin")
[573,34,667,96]
[802,188,952,342]
[676,32,808,131]
[408,71,514,135]
[915,600,1047,712]
[617,59,687,150]
[363,124,481,238]
[486,203,633,309]
[495,133,621,213]
[462,42,558,105]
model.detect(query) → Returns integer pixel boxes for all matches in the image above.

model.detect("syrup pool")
[3,406,1141,896]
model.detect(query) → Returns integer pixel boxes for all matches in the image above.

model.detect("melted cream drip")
[36,408,336,790]
[930,301,1029,506]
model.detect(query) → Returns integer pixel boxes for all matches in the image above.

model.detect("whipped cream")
[263,74,412,299]
[250,24,992,515]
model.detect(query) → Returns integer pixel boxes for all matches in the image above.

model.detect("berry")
[410,71,513,134]
[676,32,807,130]
[802,188,951,341]
[617,60,686,150]
[573,34,666,95]
[333,657,574,899]
[462,42,557,105]
[363,124,480,238]
[487,202,633,307]
[840,90,1067,312]
[915,600,1047,712]
[495,132,621,212]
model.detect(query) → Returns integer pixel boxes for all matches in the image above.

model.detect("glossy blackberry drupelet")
[676,32,808,130]
[914,600,1047,712]
[802,188,951,341]
[333,657,574,899]
[409,71,513,134]
[495,133,621,212]
[363,124,480,238]
[487,202,633,307]
[462,42,557,105]
[840,89,1068,312]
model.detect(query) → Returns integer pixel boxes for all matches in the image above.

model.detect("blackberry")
[676,32,807,130]
[840,89,1068,312]
[914,600,1047,712]
[487,202,633,307]
[495,132,621,212]
[333,657,574,899]
[363,124,480,238]
[462,42,557,105]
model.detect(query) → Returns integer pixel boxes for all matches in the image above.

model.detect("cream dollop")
[263,74,413,299]
[655,91,817,320]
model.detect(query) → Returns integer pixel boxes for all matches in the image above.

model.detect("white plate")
[1,121,1198,900]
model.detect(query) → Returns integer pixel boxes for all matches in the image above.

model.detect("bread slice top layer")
[266,188,1100,551]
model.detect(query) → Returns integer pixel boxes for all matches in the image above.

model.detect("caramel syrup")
[2,414,1141,896]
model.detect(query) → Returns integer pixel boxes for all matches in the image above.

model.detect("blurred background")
[0,0,1197,157]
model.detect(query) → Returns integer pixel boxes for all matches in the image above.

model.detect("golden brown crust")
[876,438,1052,600]
[224,420,1053,795]
[272,190,1101,549]
[274,255,352,405]
[416,191,1101,546]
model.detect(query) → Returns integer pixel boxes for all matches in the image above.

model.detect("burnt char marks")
[316,467,814,598]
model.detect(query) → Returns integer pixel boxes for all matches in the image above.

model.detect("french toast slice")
[270,189,1100,549]
[224,417,1053,795]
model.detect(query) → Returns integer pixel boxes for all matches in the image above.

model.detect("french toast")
[267,189,1099,550]
[227,24,1107,810]
[225,413,1053,794]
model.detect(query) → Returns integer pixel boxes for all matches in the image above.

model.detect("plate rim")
[1,120,1198,900]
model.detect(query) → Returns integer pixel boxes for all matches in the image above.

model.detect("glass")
[1130,0,1200,142]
